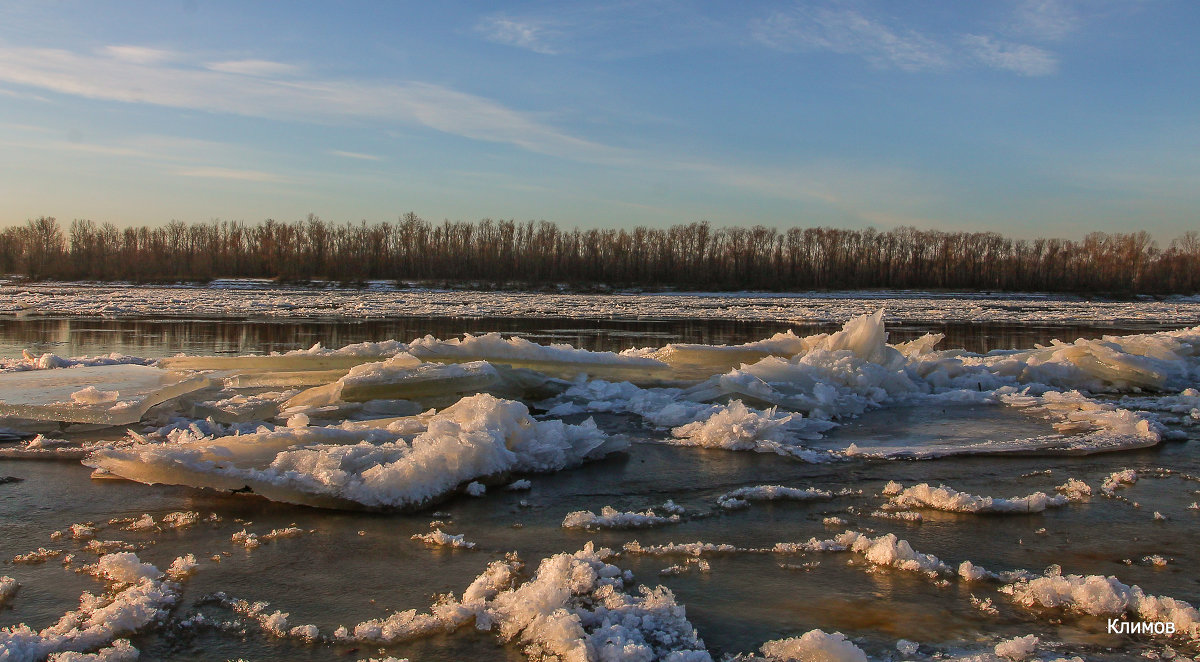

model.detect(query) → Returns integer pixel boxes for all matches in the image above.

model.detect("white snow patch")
[69,387,119,405]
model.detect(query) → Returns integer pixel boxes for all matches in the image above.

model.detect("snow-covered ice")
[8,282,1200,326]
[561,505,682,530]
[87,393,625,510]
[887,482,1071,514]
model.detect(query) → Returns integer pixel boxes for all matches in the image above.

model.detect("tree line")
[1,214,1197,294]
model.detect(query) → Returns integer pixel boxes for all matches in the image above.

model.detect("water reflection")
[0,317,1178,360]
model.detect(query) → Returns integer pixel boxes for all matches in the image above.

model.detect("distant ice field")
[3,281,1200,325]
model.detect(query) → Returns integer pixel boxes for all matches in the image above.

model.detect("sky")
[0,1,1196,240]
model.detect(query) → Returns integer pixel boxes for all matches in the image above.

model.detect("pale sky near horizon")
[0,1,1196,241]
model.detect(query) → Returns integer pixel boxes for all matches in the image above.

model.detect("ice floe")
[406,332,672,383]
[0,576,18,607]
[323,543,711,660]
[561,505,682,530]
[994,634,1039,660]
[1002,569,1200,639]
[10,282,1200,327]
[669,401,833,461]
[0,364,208,426]
[87,393,624,510]
[715,485,833,509]
[756,629,868,662]
[1101,469,1139,495]
[886,482,1072,514]
[282,358,496,410]
[411,529,476,549]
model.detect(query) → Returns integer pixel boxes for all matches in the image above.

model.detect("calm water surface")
[0,316,1181,359]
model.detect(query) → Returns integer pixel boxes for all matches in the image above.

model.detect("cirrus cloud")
[476,15,563,55]
[205,59,301,77]
[0,41,622,164]
[963,34,1058,77]
[752,6,951,72]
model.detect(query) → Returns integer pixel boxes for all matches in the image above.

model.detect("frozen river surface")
[4,281,1200,326]
[0,291,1198,662]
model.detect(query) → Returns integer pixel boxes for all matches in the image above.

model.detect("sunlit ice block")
[190,393,281,424]
[0,364,209,425]
[283,359,500,409]
[158,354,383,372]
[87,393,623,510]
[222,368,351,388]
[406,332,673,383]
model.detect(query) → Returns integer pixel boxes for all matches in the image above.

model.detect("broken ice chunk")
[989,335,1183,392]
[222,368,352,388]
[158,351,400,373]
[191,393,281,423]
[0,575,18,606]
[283,360,499,409]
[650,330,810,378]
[406,332,672,382]
[0,364,209,425]
[87,393,625,511]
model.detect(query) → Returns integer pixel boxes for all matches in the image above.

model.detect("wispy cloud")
[0,85,50,102]
[0,126,304,191]
[38,140,160,159]
[175,166,288,182]
[102,45,177,65]
[963,35,1058,76]
[752,6,950,72]
[752,4,1066,77]
[205,59,301,77]
[0,128,258,164]
[329,150,383,161]
[0,42,622,163]
[476,15,563,55]
[1012,0,1078,41]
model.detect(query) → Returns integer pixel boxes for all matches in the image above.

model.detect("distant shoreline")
[3,216,1198,295]
[0,277,1188,301]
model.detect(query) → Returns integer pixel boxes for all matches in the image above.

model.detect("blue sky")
[0,1,1196,240]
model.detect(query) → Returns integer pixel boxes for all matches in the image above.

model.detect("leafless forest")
[2,214,1198,293]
